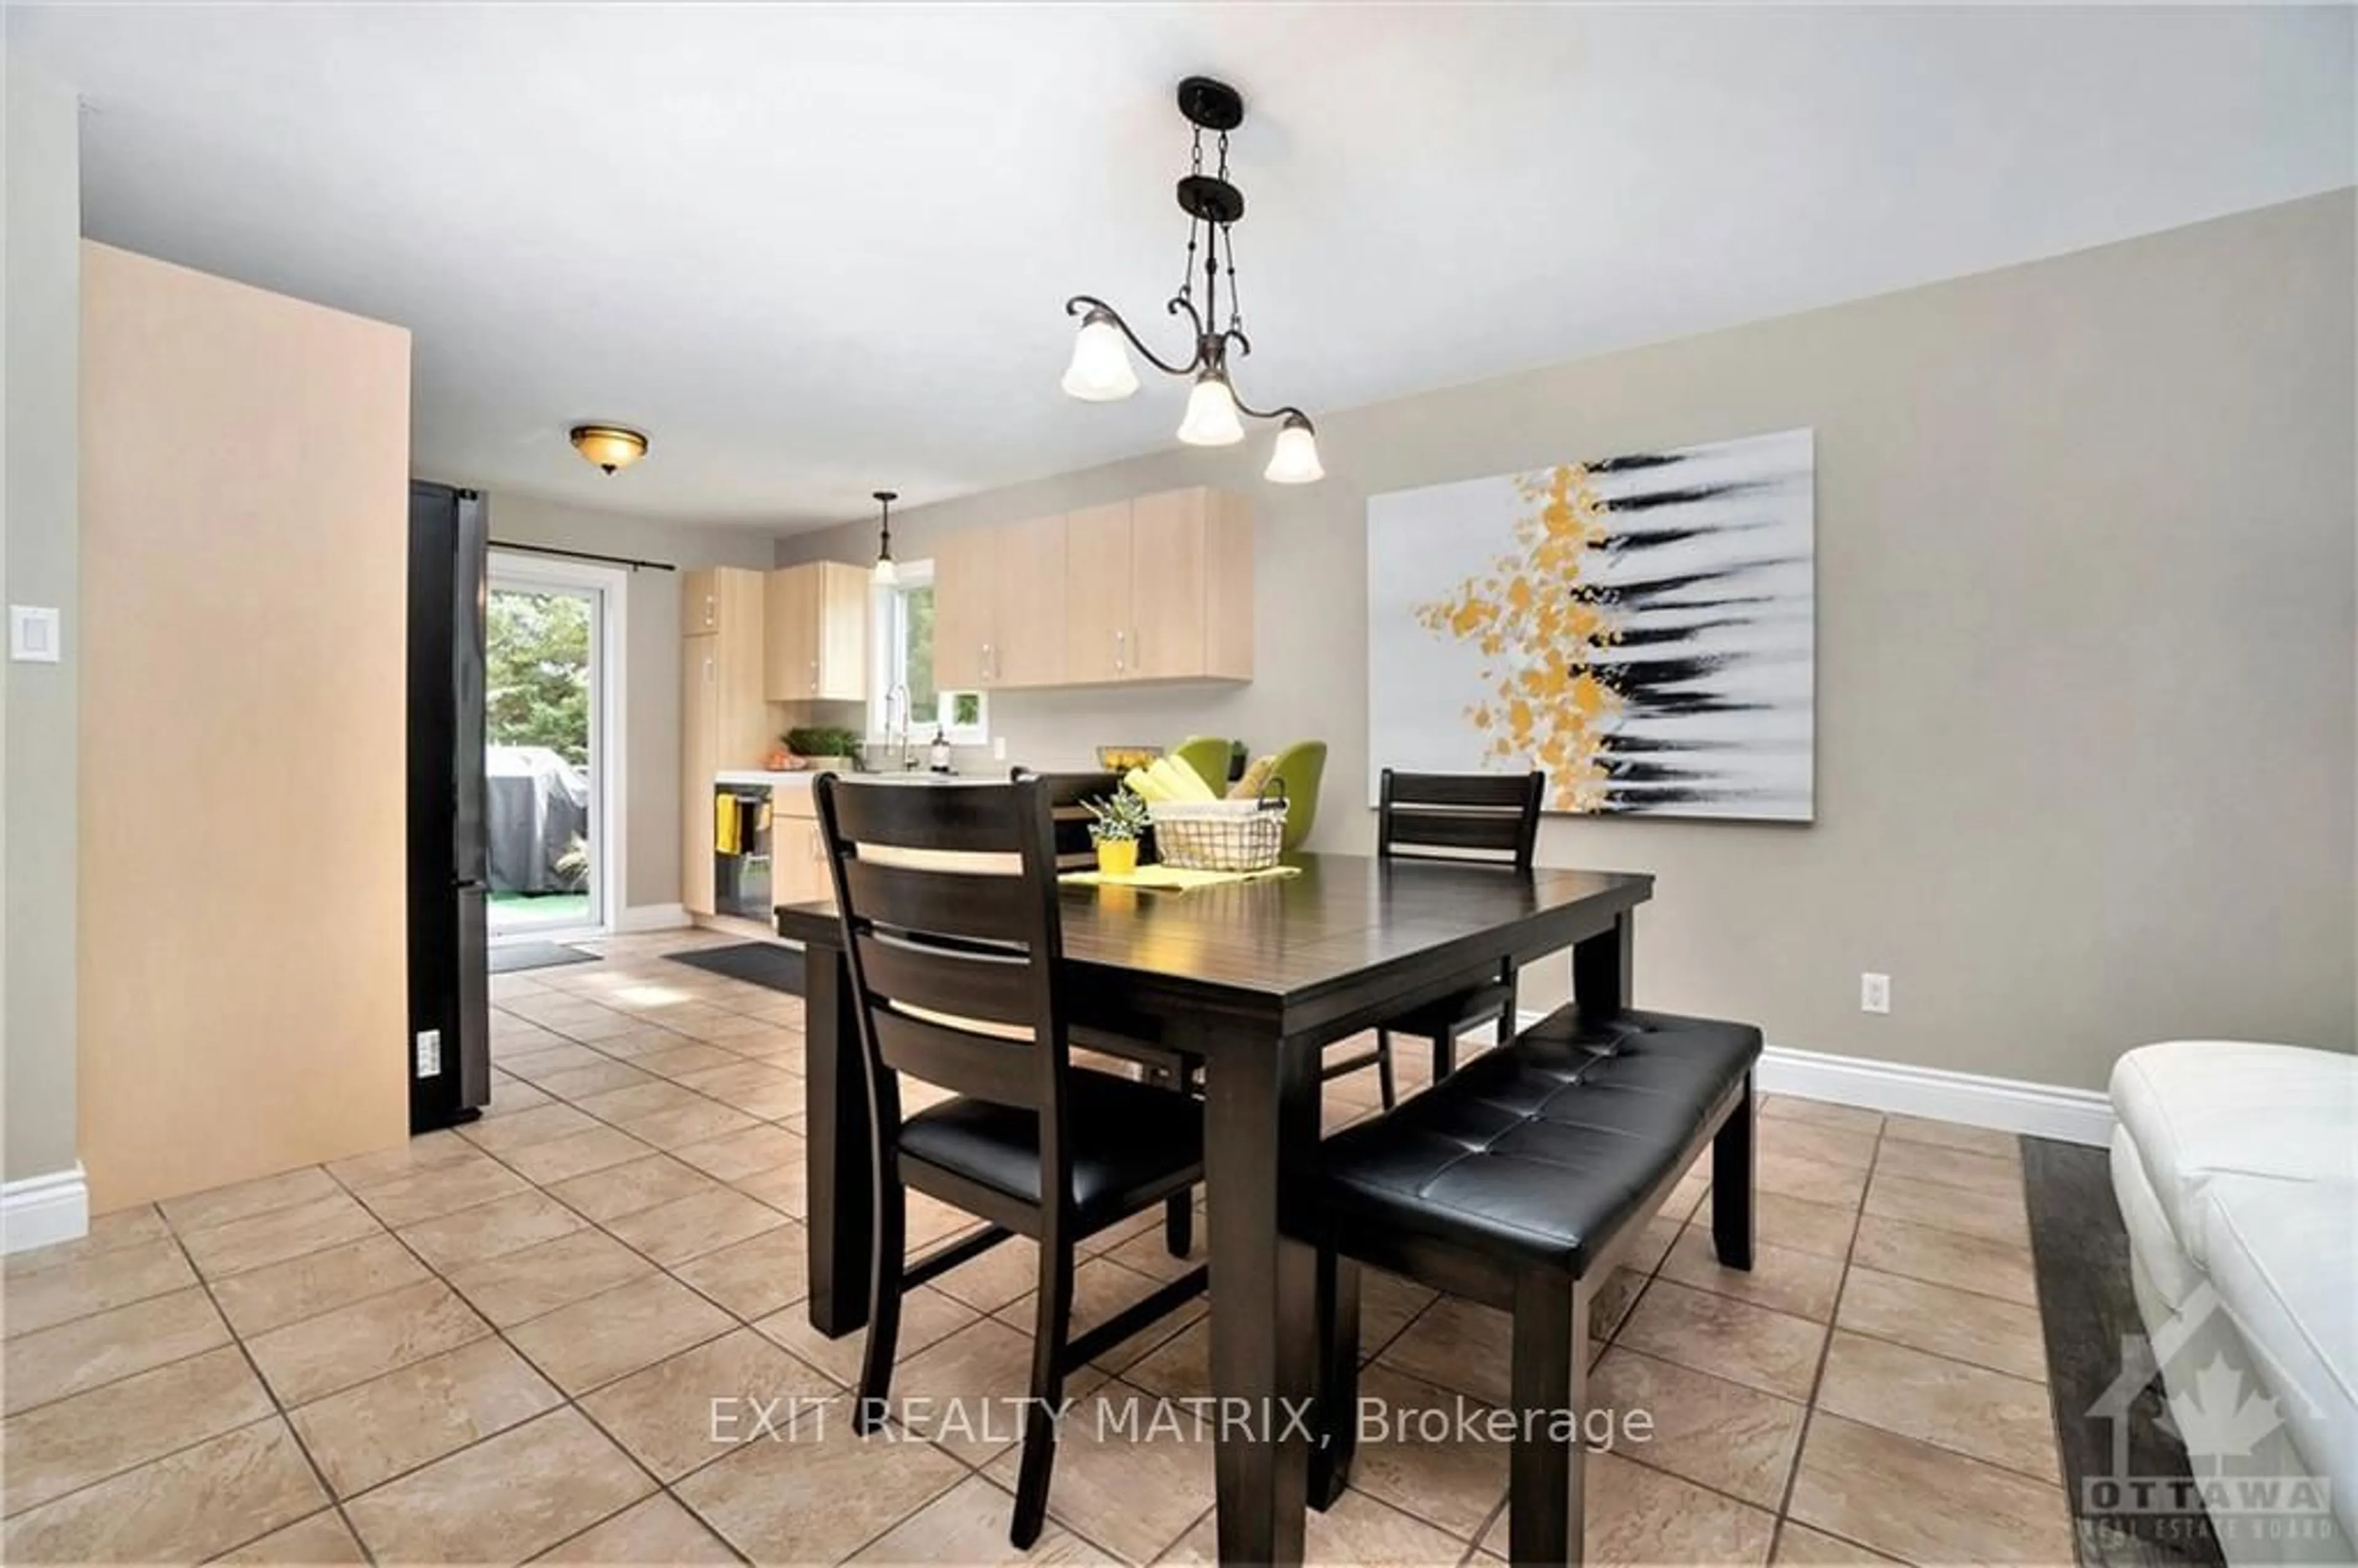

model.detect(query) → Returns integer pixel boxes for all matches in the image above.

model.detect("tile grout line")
[17,975,2041,1564]
[310,1159,749,1564]
[164,1219,379,1563]
[1764,1108,1878,1561]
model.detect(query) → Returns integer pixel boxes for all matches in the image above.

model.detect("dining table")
[779,849,1654,1566]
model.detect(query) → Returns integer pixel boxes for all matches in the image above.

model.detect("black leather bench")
[1303,1004,1764,1566]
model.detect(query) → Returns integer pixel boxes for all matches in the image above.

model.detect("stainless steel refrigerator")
[407,481,492,1131]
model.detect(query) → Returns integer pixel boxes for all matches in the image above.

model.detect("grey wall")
[782,192,2358,1092]
[469,491,777,912]
[4,59,81,1181]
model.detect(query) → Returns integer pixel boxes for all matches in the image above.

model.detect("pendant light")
[869,491,900,588]
[1059,77,1323,483]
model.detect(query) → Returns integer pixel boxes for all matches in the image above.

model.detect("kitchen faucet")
[883,681,916,770]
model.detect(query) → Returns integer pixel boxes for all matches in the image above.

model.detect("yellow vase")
[1095,839,1139,877]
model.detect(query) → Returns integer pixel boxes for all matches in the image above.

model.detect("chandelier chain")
[1222,223,1244,340]
[1177,125,1205,310]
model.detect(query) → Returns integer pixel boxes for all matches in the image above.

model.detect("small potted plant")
[784,726,861,772]
[1082,790,1151,877]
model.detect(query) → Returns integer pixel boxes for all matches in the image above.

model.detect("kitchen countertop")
[714,769,820,787]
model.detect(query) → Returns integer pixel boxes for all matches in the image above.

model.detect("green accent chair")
[1269,740,1327,852]
[1172,735,1232,794]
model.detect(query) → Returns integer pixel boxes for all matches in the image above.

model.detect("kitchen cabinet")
[681,567,771,916]
[935,513,1069,689]
[683,567,726,635]
[767,784,832,910]
[1064,487,1253,683]
[765,561,868,702]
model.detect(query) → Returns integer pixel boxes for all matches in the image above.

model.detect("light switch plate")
[9,605,60,663]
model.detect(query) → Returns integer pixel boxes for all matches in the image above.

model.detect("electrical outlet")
[992,736,1007,761]
[1859,972,1891,1015]
[414,1029,442,1077]
[9,605,60,663]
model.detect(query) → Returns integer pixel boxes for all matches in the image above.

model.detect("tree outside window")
[486,589,591,764]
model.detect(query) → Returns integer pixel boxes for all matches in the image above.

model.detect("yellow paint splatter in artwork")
[1414,465,1623,812]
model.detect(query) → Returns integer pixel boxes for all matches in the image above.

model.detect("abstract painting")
[1368,429,1814,821]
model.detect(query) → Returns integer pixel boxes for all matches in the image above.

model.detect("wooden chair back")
[1376,769,1546,871]
[815,777,1070,1127]
[1014,769,1124,871]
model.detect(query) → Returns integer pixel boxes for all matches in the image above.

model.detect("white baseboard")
[616,902,690,933]
[1511,1014,2114,1147]
[2,1165,90,1255]
[1754,1044,2114,1146]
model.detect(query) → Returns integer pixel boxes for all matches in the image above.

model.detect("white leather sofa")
[2110,1042,2357,1566]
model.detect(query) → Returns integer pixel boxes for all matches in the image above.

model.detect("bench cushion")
[1317,1008,1761,1275]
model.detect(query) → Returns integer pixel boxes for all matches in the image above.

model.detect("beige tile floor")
[1,933,2078,1566]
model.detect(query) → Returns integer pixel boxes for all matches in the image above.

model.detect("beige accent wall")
[79,243,411,1210]
[4,61,83,1182]
[782,192,2358,1092]
[468,492,781,912]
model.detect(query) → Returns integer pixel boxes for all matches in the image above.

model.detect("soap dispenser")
[927,724,952,775]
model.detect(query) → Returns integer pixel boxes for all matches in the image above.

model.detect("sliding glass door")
[484,554,621,939]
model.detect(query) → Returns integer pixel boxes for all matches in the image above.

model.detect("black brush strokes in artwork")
[1608,616,1771,650]
[1566,557,1805,612]
[1601,783,1724,811]
[1597,518,1783,551]
[1598,479,1783,514]
[1584,451,1683,475]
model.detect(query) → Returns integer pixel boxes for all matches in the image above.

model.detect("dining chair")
[1170,734,1233,793]
[813,775,1209,1548]
[1022,767,1197,1256]
[1269,739,1328,851]
[1323,768,1545,1108]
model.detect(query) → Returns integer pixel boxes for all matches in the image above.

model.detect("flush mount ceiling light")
[1061,76,1324,485]
[869,490,900,587]
[569,424,648,475]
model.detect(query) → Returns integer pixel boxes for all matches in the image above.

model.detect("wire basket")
[1147,781,1288,874]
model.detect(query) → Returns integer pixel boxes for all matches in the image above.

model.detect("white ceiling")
[12,4,2352,529]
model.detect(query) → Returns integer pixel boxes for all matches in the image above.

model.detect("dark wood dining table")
[778,850,1654,1566]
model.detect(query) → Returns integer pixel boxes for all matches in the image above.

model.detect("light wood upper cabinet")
[1064,502,1133,683]
[992,512,1069,688]
[1064,488,1253,684]
[764,561,869,702]
[683,567,725,635]
[931,526,995,691]
[931,513,1071,689]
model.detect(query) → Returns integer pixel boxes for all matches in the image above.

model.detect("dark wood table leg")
[1204,1030,1318,1567]
[1309,1249,1360,1510]
[1713,1070,1756,1270]
[803,937,873,1337]
[1573,908,1633,1022]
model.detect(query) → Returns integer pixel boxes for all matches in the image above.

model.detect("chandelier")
[1059,77,1323,484]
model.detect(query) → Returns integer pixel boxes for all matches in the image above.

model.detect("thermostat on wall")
[9,606,60,663]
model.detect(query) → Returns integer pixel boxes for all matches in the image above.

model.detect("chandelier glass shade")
[1059,77,1321,484]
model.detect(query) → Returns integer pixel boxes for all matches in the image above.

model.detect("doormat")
[489,941,597,974]
[2025,1136,2224,1568]
[666,942,805,996]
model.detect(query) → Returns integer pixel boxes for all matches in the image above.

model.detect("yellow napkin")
[1060,864,1301,891]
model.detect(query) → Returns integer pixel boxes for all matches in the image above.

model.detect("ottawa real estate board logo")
[2084,1283,2338,1556]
